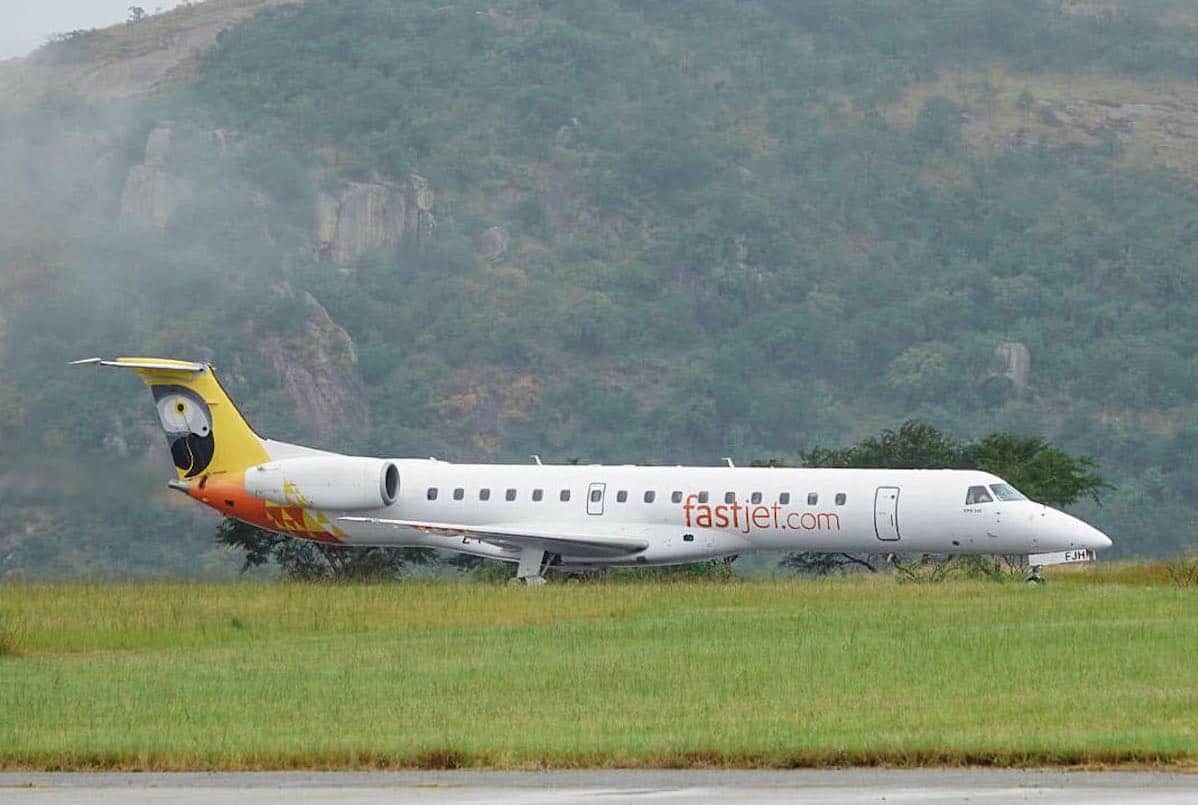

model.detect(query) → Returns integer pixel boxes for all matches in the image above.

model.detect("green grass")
[0,576,1196,770]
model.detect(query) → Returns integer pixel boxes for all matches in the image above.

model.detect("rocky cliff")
[119,125,194,229]
[255,290,370,441]
[313,176,436,268]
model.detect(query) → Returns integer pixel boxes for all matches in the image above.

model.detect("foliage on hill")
[2,0,1198,576]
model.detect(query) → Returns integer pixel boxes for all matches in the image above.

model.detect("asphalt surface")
[2,770,1197,804]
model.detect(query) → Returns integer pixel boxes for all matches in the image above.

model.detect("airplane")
[74,356,1113,584]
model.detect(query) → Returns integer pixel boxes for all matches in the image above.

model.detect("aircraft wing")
[337,517,649,558]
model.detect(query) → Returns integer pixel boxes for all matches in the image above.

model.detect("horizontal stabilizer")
[70,357,206,373]
[338,517,650,558]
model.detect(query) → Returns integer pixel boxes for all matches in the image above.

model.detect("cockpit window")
[965,485,993,505]
[990,483,1026,501]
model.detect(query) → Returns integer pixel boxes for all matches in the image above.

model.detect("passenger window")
[479,488,491,501]
[966,485,994,505]
[617,490,628,503]
[427,487,438,501]
[671,491,682,503]
[560,489,571,502]
[779,492,790,505]
[751,492,762,504]
[506,488,516,501]
[698,491,709,503]
[532,488,543,502]
[835,493,846,506]
[807,493,818,505]
[724,491,735,504]
[683,534,695,542]
[644,491,656,503]
[453,487,464,501]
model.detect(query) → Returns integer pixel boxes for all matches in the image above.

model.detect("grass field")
[1,573,1196,771]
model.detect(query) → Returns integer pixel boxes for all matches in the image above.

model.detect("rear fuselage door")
[874,486,900,541]
[587,482,606,515]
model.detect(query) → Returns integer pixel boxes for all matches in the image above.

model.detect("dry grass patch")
[0,614,25,658]
[880,66,1198,180]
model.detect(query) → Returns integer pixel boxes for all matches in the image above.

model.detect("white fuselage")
[330,461,1112,567]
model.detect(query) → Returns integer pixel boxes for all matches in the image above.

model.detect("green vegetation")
[801,420,1110,506]
[1,578,1196,770]
[3,1,1198,577]
[214,517,437,580]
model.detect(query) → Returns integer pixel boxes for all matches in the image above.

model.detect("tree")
[801,421,1109,504]
[963,432,1111,506]
[781,421,1110,571]
[779,551,881,575]
[127,6,146,23]
[216,518,434,581]
[912,96,964,152]
[1016,87,1035,112]
[801,420,965,470]
[885,342,956,404]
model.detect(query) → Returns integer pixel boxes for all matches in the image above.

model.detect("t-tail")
[72,357,270,479]
[72,357,398,543]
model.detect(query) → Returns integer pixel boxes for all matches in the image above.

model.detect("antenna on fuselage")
[722,457,735,468]
[530,454,543,465]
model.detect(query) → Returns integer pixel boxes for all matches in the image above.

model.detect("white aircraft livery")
[76,357,1112,582]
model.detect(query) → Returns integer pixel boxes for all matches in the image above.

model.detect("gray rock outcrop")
[255,291,370,441]
[119,125,192,229]
[475,226,509,262]
[313,175,436,268]
[477,8,536,32]
[993,341,1032,396]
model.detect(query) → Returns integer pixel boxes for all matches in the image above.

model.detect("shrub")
[1164,554,1198,588]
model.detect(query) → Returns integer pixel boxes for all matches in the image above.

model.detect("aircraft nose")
[1084,524,1113,551]
[1048,507,1112,551]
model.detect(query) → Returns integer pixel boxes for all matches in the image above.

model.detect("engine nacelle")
[244,456,399,511]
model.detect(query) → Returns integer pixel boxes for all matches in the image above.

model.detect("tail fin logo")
[153,385,215,477]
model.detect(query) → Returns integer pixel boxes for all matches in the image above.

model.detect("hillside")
[2,0,1198,576]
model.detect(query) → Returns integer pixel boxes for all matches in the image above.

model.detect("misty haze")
[1,0,1197,579]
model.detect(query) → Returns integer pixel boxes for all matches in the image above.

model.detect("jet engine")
[244,456,399,511]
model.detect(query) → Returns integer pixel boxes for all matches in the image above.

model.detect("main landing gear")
[1026,565,1045,584]
[510,547,554,586]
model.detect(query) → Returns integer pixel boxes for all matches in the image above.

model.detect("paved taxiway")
[2,770,1197,803]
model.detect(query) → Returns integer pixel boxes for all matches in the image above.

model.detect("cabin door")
[586,482,606,515]
[874,486,901,541]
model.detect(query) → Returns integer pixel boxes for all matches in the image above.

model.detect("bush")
[1164,554,1198,588]
[216,518,435,581]
[610,559,738,582]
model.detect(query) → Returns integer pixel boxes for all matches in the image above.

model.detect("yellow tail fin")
[72,357,269,479]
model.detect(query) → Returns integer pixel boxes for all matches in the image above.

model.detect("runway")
[2,769,1196,804]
